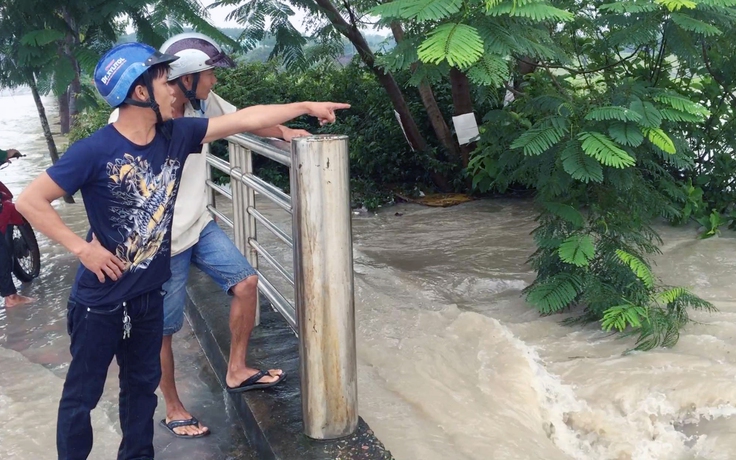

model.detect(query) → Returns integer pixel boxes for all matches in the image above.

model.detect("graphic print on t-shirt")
[106,153,180,271]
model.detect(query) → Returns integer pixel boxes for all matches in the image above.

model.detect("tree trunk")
[514,57,539,92]
[391,22,462,165]
[70,73,81,126]
[450,68,475,168]
[29,74,75,204]
[310,0,450,190]
[62,7,81,128]
[59,89,70,134]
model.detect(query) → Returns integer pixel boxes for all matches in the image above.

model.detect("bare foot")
[164,406,209,437]
[226,367,283,389]
[4,294,35,308]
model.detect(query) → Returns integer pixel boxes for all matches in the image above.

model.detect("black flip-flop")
[226,369,287,393]
[160,417,210,439]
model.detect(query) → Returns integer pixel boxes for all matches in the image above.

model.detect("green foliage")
[696,210,726,239]
[417,23,484,68]
[20,29,65,47]
[485,1,574,22]
[511,118,567,156]
[542,202,584,228]
[526,273,583,314]
[642,128,676,154]
[615,250,654,289]
[558,234,596,267]
[464,0,732,348]
[578,132,636,168]
[601,304,647,332]
[372,0,463,21]
[628,286,715,351]
[585,106,642,123]
[560,141,604,183]
[608,123,644,147]
[67,101,110,144]
[466,54,510,87]
[216,61,456,204]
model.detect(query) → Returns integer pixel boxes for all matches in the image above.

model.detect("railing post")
[206,152,216,212]
[230,143,260,324]
[290,135,358,439]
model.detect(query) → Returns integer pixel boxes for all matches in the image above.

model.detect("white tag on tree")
[394,110,415,151]
[452,112,480,145]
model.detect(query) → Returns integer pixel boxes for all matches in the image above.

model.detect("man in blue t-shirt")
[16,42,349,460]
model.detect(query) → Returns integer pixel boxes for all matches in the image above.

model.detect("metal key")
[122,303,131,339]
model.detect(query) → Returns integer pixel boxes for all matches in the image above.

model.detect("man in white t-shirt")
[113,33,310,438]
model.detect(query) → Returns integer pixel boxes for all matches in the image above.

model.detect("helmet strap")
[123,72,164,125]
[176,73,202,111]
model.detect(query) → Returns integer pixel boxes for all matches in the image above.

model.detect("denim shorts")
[162,220,256,335]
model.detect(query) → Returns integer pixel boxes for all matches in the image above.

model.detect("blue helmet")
[94,42,179,108]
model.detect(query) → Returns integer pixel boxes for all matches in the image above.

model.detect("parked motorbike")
[1,155,41,282]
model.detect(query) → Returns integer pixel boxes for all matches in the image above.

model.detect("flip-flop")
[226,369,287,393]
[160,417,210,439]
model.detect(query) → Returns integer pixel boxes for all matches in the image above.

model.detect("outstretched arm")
[202,101,349,144]
[249,125,311,141]
[16,173,127,282]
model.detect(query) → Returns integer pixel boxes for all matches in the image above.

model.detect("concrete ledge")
[184,268,394,460]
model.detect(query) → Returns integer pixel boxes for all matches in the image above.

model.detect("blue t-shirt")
[47,118,209,305]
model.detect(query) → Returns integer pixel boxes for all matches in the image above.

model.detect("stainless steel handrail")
[204,133,357,440]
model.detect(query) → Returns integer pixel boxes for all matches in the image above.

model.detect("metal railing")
[205,133,358,440]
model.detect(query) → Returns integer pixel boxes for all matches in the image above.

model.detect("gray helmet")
[160,32,235,110]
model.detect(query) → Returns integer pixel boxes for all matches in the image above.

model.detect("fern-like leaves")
[578,131,636,168]
[615,249,655,288]
[372,0,463,21]
[658,108,703,123]
[403,0,463,21]
[652,92,710,118]
[542,201,585,228]
[601,304,647,331]
[643,127,676,153]
[526,273,583,314]
[20,29,65,47]
[417,23,484,68]
[559,234,596,267]
[561,141,604,183]
[629,100,663,128]
[655,0,697,11]
[599,1,659,13]
[486,1,574,22]
[670,12,723,36]
[511,118,568,156]
[585,106,643,123]
[466,54,510,87]
[608,122,645,147]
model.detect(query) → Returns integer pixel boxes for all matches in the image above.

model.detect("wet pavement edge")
[184,268,395,460]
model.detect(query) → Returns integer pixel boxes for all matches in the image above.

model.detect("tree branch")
[504,83,526,97]
[341,0,357,28]
[516,45,643,77]
[701,42,736,105]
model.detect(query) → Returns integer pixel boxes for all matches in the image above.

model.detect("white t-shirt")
[108,92,236,255]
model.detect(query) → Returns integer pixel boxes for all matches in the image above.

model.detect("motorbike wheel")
[6,222,41,282]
